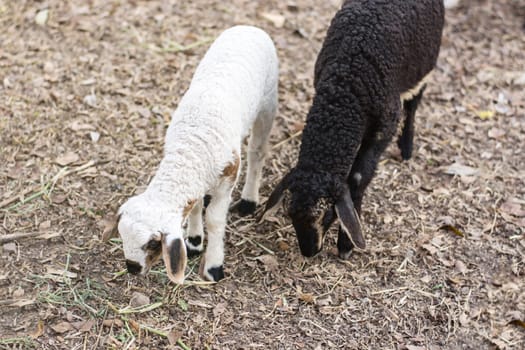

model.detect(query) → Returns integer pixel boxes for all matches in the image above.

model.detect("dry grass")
[1,0,524,349]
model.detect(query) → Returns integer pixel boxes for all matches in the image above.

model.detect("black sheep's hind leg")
[398,85,425,161]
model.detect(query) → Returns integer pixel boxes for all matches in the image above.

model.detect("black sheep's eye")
[145,239,161,251]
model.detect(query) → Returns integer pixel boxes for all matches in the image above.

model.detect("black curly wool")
[274,0,444,257]
[295,0,444,195]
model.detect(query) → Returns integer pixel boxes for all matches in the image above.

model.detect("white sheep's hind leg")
[185,199,204,258]
[233,100,276,217]
[200,179,236,282]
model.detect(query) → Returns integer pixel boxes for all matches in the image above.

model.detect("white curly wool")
[116,25,278,283]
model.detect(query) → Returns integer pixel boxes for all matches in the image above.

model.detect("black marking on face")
[126,260,142,275]
[145,239,161,252]
[292,214,323,257]
[203,194,212,208]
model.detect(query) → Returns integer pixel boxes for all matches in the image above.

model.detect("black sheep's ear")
[334,187,365,249]
[257,175,290,223]
[162,234,187,284]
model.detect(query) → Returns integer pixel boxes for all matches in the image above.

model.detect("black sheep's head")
[260,170,365,257]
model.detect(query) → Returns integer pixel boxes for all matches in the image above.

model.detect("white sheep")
[104,25,278,283]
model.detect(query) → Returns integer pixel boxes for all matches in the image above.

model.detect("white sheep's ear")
[334,188,365,249]
[257,175,290,223]
[101,213,120,242]
[162,234,187,284]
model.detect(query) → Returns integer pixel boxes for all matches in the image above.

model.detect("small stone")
[129,292,150,308]
[3,242,17,253]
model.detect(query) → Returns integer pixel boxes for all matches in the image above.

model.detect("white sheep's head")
[259,170,365,257]
[102,194,187,284]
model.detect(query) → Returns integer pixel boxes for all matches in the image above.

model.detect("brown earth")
[1,0,524,349]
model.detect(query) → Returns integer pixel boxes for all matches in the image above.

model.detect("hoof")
[199,259,224,282]
[185,236,203,258]
[206,266,225,282]
[231,199,257,217]
[337,248,353,260]
[397,139,413,161]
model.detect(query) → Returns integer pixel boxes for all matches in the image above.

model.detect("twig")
[0,187,34,208]
[1,161,97,211]
[370,287,409,295]
[0,231,46,244]
[272,131,303,150]
[150,38,214,53]
[229,228,275,255]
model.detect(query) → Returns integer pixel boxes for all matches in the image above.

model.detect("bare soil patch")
[1,0,524,349]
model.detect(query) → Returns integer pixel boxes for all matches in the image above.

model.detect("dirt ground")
[0,0,524,349]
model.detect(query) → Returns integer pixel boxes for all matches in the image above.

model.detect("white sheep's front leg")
[200,180,235,282]
[185,198,204,257]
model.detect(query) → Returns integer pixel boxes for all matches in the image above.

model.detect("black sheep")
[261,0,445,258]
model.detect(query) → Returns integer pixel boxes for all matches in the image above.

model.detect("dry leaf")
[50,321,73,334]
[260,12,286,28]
[277,241,290,251]
[83,93,97,108]
[445,163,479,177]
[167,329,183,346]
[102,319,123,328]
[35,9,49,26]
[213,302,227,317]
[298,292,315,304]
[500,198,525,217]
[255,254,279,272]
[55,152,79,166]
[475,110,495,120]
[459,313,469,326]
[72,319,95,332]
[420,275,432,284]
[488,127,505,139]
[508,319,525,330]
[406,345,425,350]
[422,243,438,255]
[440,224,465,237]
[52,194,68,204]
[80,78,96,86]
[13,287,25,298]
[30,320,45,339]
[90,131,100,143]
[127,319,140,332]
[455,260,468,274]
[39,220,51,231]
[69,121,96,131]
[129,292,150,308]
[3,242,17,253]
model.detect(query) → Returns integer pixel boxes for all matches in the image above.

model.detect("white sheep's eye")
[144,239,161,251]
